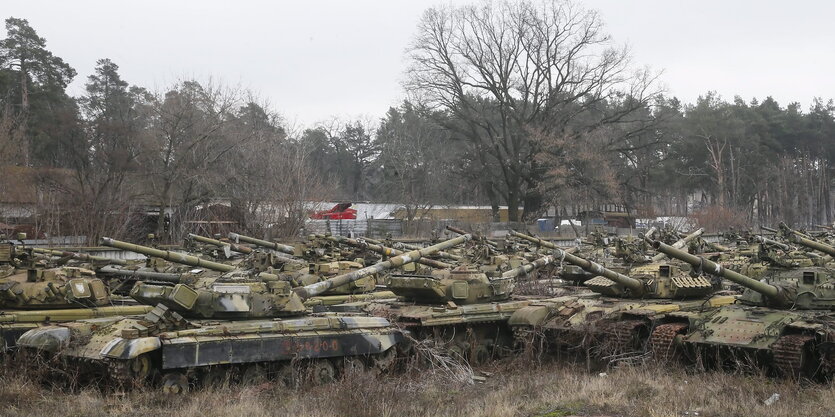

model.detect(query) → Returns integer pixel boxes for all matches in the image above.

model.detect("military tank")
[227,232,378,294]
[17,235,470,392]
[188,233,304,266]
[0,257,151,351]
[355,245,565,363]
[507,245,736,361]
[649,240,835,379]
[103,237,377,298]
[506,230,592,282]
[315,234,454,270]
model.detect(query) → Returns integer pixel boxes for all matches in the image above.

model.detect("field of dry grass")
[0,357,831,417]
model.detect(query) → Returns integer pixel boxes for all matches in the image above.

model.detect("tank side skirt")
[159,330,403,369]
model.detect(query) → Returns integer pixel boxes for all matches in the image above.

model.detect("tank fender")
[17,326,71,352]
[508,305,553,327]
[100,337,161,360]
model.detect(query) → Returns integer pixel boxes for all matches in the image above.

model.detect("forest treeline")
[1,1,833,241]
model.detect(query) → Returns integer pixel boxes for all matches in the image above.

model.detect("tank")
[225,233,380,295]
[649,240,835,379]
[506,230,596,282]
[0,266,111,310]
[352,250,569,363]
[649,228,704,262]
[364,237,463,261]
[0,261,148,351]
[316,234,454,270]
[507,245,735,360]
[17,235,470,391]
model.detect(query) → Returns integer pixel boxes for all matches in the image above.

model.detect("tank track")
[649,322,688,363]
[106,359,132,388]
[602,319,646,355]
[772,333,815,378]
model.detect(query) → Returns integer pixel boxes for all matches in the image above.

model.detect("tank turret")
[0,266,113,309]
[653,240,835,309]
[548,246,716,299]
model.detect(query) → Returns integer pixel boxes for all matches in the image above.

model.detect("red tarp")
[310,203,357,220]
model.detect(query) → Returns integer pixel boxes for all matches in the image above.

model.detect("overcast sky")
[4,0,835,127]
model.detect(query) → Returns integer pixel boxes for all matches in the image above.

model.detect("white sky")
[4,0,835,127]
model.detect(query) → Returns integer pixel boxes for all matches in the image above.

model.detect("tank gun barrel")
[550,247,646,296]
[101,237,236,272]
[296,234,471,299]
[445,225,498,247]
[188,233,253,254]
[507,230,579,254]
[31,247,128,266]
[98,265,183,283]
[779,222,814,240]
[754,235,792,251]
[364,237,463,261]
[652,241,782,301]
[786,233,835,257]
[761,226,779,234]
[317,235,453,269]
[501,254,555,279]
[228,232,295,255]
[650,228,704,262]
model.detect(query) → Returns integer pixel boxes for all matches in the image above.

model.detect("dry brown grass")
[0,359,831,417]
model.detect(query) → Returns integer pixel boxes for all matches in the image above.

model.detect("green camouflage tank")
[648,240,835,379]
[507,244,735,361]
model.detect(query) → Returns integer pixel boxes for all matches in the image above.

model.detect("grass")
[0,358,830,417]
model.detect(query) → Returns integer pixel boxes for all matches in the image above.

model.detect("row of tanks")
[3,222,835,392]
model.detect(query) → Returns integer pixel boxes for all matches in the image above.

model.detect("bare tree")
[406,0,660,221]
[140,79,245,241]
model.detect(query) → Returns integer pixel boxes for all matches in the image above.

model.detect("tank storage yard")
[2,1,835,416]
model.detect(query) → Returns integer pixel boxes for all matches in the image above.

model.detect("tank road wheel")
[470,344,491,365]
[307,359,336,385]
[201,367,231,389]
[342,356,367,375]
[161,373,189,394]
[275,363,300,389]
[371,348,397,374]
[240,364,268,386]
[650,323,689,363]
[127,355,153,380]
[772,334,818,379]
[108,354,154,388]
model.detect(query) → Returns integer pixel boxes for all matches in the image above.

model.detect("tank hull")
[656,304,835,379]
[17,313,406,389]
[508,294,736,360]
